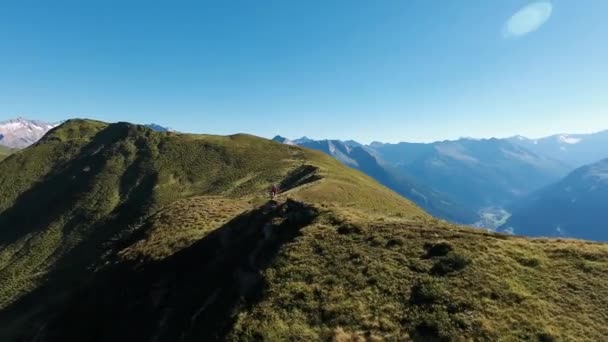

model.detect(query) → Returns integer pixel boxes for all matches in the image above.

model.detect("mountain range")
[2,118,607,240]
[369,138,569,210]
[276,135,573,228]
[1,119,607,341]
[508,131,608,168]
[274,136,478,224]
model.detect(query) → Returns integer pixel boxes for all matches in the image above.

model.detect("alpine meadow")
[0,121,607,341]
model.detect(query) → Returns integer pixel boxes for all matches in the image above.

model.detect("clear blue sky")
[1,0,607,143]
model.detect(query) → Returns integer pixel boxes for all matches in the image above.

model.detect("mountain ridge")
[276,137,478,223]
[1,120,608,340]
[503,158,608,240]
[507,130,608,168]
[278,135,571,226]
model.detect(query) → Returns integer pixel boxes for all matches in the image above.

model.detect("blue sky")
[1,0,607,143]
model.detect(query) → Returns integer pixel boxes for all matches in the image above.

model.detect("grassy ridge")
[0,119,607,341]
[31,200,608,341]
[0,119,423,340]
[231,213,608,340]
[0,145,21,161]
[0,146,11,161]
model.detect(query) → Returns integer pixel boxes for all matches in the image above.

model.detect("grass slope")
[0,120,607,341]
[231,216,608,341]
[0,119,423,340]
[0,145,15,161]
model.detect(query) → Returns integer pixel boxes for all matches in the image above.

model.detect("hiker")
[270,184,279,199]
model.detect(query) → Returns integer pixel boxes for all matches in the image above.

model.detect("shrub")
[413,321,442,341]
[537,332,558,342]
[424,241,453,258]
[337,223,362,235]
[410,278,445,305]
[368,236,386,247]
[431,253,471,276]
[385,237,406,248]
[516,256,541,268]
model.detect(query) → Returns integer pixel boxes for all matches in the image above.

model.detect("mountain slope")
[0,120,424,338]
[0,120,607,341]
[503,159,608,240]
[0,118,56,148]
[508,130,608,168]
[288,139,477,223]
[38,208,608,342]
[370,138,570,211]
[0,146,14,161]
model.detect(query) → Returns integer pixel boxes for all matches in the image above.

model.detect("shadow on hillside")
[0,123,153,246]
[278,164,321,193]
[0,124,165,341]
[15,199,319,342]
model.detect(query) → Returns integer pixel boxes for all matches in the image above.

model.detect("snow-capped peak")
[0,117,57,148]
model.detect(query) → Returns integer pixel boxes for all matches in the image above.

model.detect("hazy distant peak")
[510,135,529,141]
[145,123,174,132]
[272,135,296,145]
[293,136,314,144]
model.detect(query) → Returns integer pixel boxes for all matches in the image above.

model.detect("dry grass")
[119,196,251,261]
[229,210,608,341]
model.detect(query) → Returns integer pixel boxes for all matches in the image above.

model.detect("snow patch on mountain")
[557,134,582,144]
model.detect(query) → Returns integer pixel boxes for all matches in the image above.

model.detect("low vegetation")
[0,146,16,161]
[0,120,607,341]
[230,215,608,341]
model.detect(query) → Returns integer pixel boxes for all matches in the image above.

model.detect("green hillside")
[0,120,607,341]
[0,146,14,161]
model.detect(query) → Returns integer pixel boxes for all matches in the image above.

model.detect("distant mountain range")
[370,138,570,211]
[3,117,608,239]
[503,158,608,240]
[275,131,608,239]
[276,135,573,227]
[273,136,478,223]
[0,118,57,148]
[508,131,608,168]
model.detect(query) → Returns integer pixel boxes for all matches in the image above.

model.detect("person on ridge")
[270,184,279,199]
